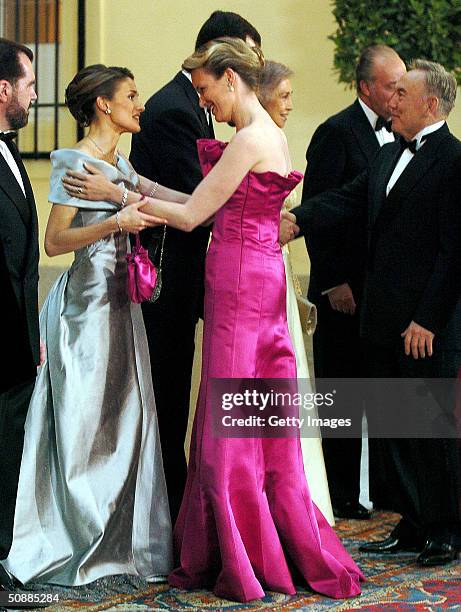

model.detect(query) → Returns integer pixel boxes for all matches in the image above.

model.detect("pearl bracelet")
[149,181,159,198]
[121,186,128,208]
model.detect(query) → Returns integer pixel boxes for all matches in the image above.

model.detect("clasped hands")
[279,210,299,245]
[62,162,166,231]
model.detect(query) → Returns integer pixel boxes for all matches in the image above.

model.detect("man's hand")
[279,211,299,245]
[327,283,356,315]
[401,320,435,359]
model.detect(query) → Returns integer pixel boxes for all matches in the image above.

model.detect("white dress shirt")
[358,98,395,146]
[386,120,445,196]
[0,139,26,197]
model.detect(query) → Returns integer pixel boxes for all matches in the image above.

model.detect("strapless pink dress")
[169,139,364,602]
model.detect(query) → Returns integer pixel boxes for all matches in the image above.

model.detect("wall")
[29,0,461,270]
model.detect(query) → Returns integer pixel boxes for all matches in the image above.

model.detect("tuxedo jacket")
[130,71,214,320]
[293,123,461,350]
[301,99,380,302]
[0,141,39,392]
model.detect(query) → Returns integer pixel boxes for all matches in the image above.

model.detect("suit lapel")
[9,140,35,205]
[0,146,31,226]
[372,124,450,231]
[385,125,449,206]
[208,114,215,139]
[11,143,39,266]
[351,100,380,163]
[369,142,402,226]
[173,72,211,136]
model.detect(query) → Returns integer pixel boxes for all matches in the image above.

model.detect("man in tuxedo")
[129,11,261,524]
[0,38,39,590]
[302,45,406,520]
[285,60,461,566]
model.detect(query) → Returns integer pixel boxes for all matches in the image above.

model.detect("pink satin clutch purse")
[126,234,156,303]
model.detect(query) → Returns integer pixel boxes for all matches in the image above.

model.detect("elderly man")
[302,45,406,520]
[0,38,39,590]
[286,60,461,566]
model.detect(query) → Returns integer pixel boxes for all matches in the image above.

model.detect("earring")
[227,82,234,92]
[105,108,111,115]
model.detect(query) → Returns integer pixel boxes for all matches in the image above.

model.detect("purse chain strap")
[157,225,166,269]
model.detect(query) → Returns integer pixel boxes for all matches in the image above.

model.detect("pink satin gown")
[169,139,364,602]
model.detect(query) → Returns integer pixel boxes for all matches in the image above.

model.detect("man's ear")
[358,79,370,98]
[0,79,12,103]
[426,95,439,117]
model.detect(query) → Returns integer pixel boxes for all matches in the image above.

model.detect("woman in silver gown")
[2,65,184,586]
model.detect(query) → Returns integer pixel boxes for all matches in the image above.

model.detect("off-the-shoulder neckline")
[52,148,121,168]
[198,138,302,181]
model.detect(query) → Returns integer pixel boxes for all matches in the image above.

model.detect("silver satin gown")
[3,150,173,585]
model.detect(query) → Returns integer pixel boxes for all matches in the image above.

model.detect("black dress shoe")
[417,539,459,566]
[359,533,422,553]
[332,501,372,520]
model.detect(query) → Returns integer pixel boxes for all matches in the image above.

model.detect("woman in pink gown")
[67,38,364,603]
[169,138,363,602]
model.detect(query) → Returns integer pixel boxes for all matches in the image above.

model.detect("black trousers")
[142,302,197,525]
[364,339,460,541]
[0,377,35,559]
[313,294,366,507]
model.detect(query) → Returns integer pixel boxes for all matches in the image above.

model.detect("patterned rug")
[11,512,460,611]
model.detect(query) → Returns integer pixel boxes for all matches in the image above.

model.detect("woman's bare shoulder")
[229,121,278,154]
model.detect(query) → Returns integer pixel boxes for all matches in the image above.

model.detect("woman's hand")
[117,201,166,233]
[62,162,119,202]
[39,339,46,367]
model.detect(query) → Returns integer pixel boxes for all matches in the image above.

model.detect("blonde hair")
[182,37,264,91]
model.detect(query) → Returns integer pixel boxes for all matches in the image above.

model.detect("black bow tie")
[0,130,17,142]
[400,133,429,154]
[375,116,392,132]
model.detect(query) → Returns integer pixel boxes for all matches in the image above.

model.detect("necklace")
[87,135,117,165]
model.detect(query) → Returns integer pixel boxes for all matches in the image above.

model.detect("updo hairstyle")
[182,37,264,91]
[65,64,134,127]
[258,60,293,106]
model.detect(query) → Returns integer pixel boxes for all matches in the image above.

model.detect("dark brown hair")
[65,64,134,127]
[0,38,34,85]
[195,10,261,50]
